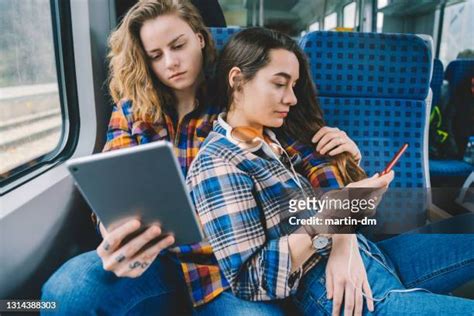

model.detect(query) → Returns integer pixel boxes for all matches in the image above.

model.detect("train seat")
[429,59,474,181]
[299,31,432,188]
[298,31,434,234]
[209,27,240,50]
[430,58,444,110]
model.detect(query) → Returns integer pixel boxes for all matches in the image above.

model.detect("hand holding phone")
[381,143,408,175]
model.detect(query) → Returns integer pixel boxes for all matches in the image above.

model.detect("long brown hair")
[216,28,365,184]
[108,0,216,122]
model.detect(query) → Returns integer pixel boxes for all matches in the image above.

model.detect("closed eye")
[172,43,185,50]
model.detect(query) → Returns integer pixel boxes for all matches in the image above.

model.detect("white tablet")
[66,141,204,245]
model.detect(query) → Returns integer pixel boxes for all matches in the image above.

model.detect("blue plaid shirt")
[184,116,344,304]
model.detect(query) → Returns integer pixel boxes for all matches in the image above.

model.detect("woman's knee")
[41,250,107,309]
[41,251,187,315]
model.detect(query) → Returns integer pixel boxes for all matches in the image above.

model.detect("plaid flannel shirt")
[102,100,344,306]
[102,99,218,176]
[184,117,345,305]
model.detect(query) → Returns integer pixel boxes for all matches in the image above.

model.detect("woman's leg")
[292,234,474,315]
[192,290,295,316]
[41,250,190,315]
[375,234,474,294]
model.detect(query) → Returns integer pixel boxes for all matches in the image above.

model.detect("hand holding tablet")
[66,141,204,246]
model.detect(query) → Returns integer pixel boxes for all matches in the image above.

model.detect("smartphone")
[380,143,408,175]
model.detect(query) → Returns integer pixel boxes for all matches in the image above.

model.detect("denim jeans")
[42,234,474,315]
[293,234,474,315]
[41,251,191,315]
[193,290,293,316]
[41,251,289,315]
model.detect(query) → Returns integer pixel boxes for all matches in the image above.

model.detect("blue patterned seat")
[209,27,240,51]
[299,31,434,233]
[299,31,432,189]
[430,159,473,177]
[429,59,474,179]
[445,59,474,97]
[430,58,444,108]
[445,59,474,154]
[299,31,436,234]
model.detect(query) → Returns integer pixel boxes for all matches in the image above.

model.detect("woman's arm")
[102,100,139,152]
[288,233,314,272]
[281,138,345,188]
[279,127,361,189]
[277,139,392,315]
[187,153,311,301]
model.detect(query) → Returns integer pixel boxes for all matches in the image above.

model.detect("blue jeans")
[293,234,474,315]
[41,251,288,315]
[42,234,474,315]
[193,290,293,316]
[41,251,191,315]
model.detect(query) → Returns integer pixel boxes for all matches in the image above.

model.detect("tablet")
[66,141,204,245]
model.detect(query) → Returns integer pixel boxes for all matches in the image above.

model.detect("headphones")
[217,114,305,192]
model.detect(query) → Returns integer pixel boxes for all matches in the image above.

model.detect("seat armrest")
[427,203,452,222]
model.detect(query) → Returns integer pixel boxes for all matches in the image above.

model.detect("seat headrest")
[445,59,474,86]
[209,27,241,51]
[431,59,444,86]
[299,31,432,100]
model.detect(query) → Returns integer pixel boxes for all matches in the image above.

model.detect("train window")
[376,12,384,33]
[378,0,389,9]
[0,0,78,190]
[218,0,322,36]
[309,21,320,32]
[343,1,357,29]
[439,0,474,65]
[324,12,338,30]
[376,0,388,32]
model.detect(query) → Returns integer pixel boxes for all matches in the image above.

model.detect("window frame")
[435,2,446,59]
[0,0,80,195]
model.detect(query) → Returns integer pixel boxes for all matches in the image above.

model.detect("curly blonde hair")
[108,0,216,122]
